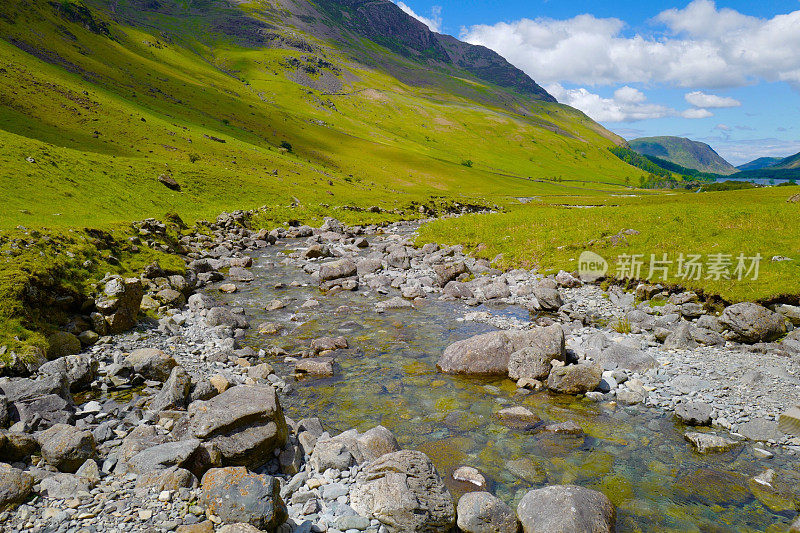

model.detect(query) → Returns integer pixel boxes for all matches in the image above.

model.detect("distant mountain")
[772,151,800,170]
[737,157,783,171]
[628,136,738,175]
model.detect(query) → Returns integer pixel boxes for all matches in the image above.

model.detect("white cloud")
[715,124,731,131]
[394,2,442,33]
[685,91,741,108]
[681,108,714,119]
[460,0,800,89]
[546,84,694,123]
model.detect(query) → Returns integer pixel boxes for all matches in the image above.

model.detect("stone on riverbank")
[719,302,786,343]
[126,348,177,382]
[457,491,519,533]
[508,324,565,381]
[439,329,556,377]
[516,485,615,533]
[200,467,287,530]
[0,463,33,511]
[37,423,96,473]
[684,432,740,454]
[188,385,288,468]
[547,363,602,395]
[351,450,455,532]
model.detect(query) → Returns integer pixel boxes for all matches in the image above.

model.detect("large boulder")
[124,439,201,474]
[508,325,565,381]
[188,385,288,468]
[434,261,468,287]
[547,363,602,395]
[0,374,74,429]
[356,426,401,463]
[351,450,455,532]
[593,343,657,373]
[205,307,248,329]
[38,354,98,392]
[200,467,287,530]
[533,287,563,311]
[457,492,519,533]
[0,463,34,511]
[318,259,357,282]
[516,485,615,533]
[150,366,192,412]
[126,348,177,382]
[438,330,547,376]
[37,424,96,473]
[95,277,144,334]
[719,302,787,343]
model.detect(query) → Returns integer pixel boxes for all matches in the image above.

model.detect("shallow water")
[214,241,799,532]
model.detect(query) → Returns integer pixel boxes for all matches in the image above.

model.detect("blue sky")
[393,0,800,165]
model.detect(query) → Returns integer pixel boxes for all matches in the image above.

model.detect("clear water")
[213,241,799,532]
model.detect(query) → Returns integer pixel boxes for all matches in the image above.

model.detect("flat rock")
[684,432,740,454]
[547,363,602,395]
[720,302,787,343]
[200,467,287,530]
[675,402,713,426]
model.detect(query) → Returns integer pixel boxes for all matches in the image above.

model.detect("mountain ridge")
[628,136,737,175]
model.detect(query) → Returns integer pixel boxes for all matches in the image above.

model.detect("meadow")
[417,187,800,303]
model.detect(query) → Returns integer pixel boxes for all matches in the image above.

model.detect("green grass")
[417,187,800,302]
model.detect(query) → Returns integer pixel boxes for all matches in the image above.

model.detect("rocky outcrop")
[517,485,615,533]
[719,302,787,343]
[350,450,455,532]
[95,277,144,334]
[188,385,288,468]
[507,324,565,381]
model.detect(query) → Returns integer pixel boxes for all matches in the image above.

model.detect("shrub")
[461,159,473,168]
[280,141,293,152]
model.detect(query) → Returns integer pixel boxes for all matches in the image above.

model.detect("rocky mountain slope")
[0,0,639,229]
[629,136,738,175]
[772,151,800,170]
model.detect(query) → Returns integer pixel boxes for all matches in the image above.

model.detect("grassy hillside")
[773,151,800,170]
[0,0,643,231]
[737,157,783,171]
[629,136,737,175]
[0,0,651,358]
[418,187,800,303]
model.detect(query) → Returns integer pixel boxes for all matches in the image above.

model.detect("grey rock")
[205,307,248,329]
[200,467,287,530]
[126,348,177,382]
[37,423,96,473]
[438,330,552,376]
[664,323,698,350]
[547,363,602,395]
[508,325,565,381]
[720,302,787,343]
[675,402,712,426]
[188,385,288,468]
[434,262,468,287]
[738,418,782,442]
[533,287,563,311]
[517,485,615,533]
[150,366,192,412]
[228,267,255,282]
[684,432,740,454]
[594,343,657,373]
[356,426,400,463]
[319,259,358,282]
[96,277,143,334]
[38,354,98,392]
[39,472,91,499]
[0,463,34,511]
[125,439,201,474]
[457,492,518,533]
[188,293,216,312]
[351,450,455,533]
[443,281,473,299]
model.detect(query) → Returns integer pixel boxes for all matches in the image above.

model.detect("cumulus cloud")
[460,0,800,89]
[681,108,714,119]
[394,2,442,33]
[701,137,800,166]
[545,84,670,122]
[685,91,741,108]
[547,84,714,123]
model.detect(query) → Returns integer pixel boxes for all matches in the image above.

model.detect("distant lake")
[713,176,796,185]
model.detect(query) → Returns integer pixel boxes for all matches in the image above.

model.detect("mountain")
[628,136,738,175]
[772,151,800,169]
[737,157,783,171]
[0,0,639,228]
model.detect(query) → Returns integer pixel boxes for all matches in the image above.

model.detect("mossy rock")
[675,468,752,506]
